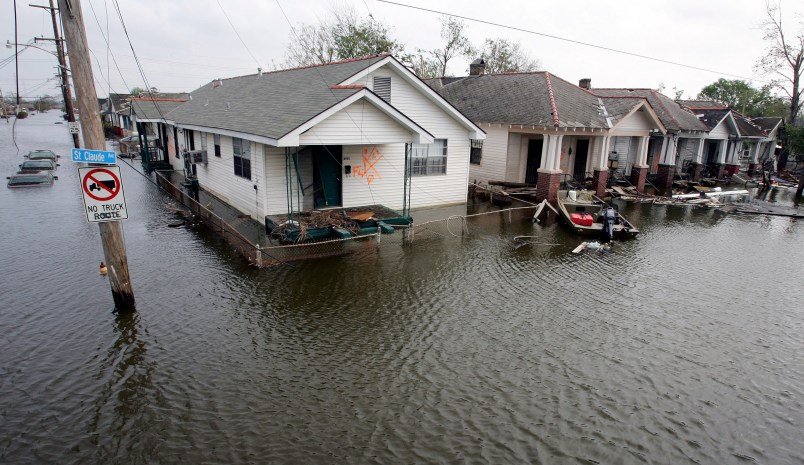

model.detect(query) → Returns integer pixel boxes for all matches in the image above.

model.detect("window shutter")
[373,76,391,103]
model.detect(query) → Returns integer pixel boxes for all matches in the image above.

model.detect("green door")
[313,146,342,208]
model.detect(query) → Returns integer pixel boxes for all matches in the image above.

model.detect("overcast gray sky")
[2,0,803,101]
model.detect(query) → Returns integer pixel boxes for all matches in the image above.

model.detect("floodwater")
[2,112,804,465]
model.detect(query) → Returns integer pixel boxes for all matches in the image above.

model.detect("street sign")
[68,122,79,134]
[78,166,128,223]
[71,148,116,164]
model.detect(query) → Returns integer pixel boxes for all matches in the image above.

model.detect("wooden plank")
[572,242,588,254]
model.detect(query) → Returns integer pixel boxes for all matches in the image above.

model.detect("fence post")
[376,225,381,246]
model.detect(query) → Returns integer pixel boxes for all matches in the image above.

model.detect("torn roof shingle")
[751,116,784,133]
[593,89,710,132]
[165,55,388,140]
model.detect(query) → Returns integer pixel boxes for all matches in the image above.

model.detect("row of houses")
[100,54,783,227]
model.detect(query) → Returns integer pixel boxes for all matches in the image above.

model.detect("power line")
[215,0,262,69]
[376,0,767,84]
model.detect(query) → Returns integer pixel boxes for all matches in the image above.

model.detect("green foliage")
[697,79,787,117]
[331,16,405,59]
[786,126,804,157]
[480,38,540,74]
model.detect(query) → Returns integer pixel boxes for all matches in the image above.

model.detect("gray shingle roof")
[689,109,730,130]
[129,96,189,120]
[751,117,783,133]
[593,89,709,132]
[432,72,608,128]
[166,55,388,140]
[677,100,728,110]
[733,113,764,138]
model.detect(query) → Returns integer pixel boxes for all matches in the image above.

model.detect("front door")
[525,139,543,184]
[313,145,342,208]
[573,139,589,181]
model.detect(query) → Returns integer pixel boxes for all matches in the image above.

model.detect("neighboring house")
[592,88,710,190]
[678,101,766,178]
[104,93,132,136]
[163,54,483,223]
[427,66,666,200]
[749,117,784,174]
[128,95,189,171]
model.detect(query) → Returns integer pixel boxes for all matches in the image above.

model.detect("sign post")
[79,166,128,222]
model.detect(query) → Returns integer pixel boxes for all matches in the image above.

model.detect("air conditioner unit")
[185,149,207,164]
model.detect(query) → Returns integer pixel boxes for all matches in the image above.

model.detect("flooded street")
[2,112,804,464]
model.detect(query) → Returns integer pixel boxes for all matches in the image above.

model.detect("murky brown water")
[2,113,804,464]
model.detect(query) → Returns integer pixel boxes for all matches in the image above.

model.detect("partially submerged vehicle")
[19,159,58,172]
[556,190,638,241]
[7,171,57,188]
[25,150,58,161]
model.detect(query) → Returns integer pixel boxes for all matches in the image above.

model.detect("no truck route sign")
[78,166,128,223]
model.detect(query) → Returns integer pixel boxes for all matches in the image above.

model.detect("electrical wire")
[376,0,769,84]
[215,0,262,69]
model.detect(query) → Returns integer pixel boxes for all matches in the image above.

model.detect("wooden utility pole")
[31,0,80,148]
[58,0,135,311]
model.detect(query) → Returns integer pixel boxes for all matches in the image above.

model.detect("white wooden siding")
[505,133,523,181]
[195,134,263,219]
[468,126,508,183]
[360,66,473,207]
[299,100,414,145]
[613,108,654,132]
[708,120,731,139]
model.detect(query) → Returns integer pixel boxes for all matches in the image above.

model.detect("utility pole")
[31,0,80,148]
[14,0,20,108]
[58,0,135,311]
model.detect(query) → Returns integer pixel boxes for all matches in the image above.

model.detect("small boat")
[556,190,639,241]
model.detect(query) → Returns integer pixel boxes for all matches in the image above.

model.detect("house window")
[470,139,483,165]
[373,76,391,103]
[233,137,251,179]
[411,139,447,176]
[214,134,221,157]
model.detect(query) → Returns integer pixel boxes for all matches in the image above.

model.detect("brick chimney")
[469,58,486,76]
[579,78,592,90]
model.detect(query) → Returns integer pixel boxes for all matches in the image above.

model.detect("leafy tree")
[755,1,803,123]
[697,79,787,117]
[130,86,158,96]
[479,38,540,74]
[429,16,475,77]
[284,7,404,67]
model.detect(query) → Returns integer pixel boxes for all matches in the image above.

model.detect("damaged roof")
[129,95,189,120]
[166,55,389,140]
[593,89,710,133]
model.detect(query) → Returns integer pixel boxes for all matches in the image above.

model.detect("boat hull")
[556,191,639,239]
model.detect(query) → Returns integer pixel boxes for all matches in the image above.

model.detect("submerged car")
[25,150,59,161]
[7,171,57,188]
[19,160,58,172]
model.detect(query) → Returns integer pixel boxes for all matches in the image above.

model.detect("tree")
[284,7,405,67]
[697,78,787,117]
[130,86,158,96]
[479,38,540,74]
[430,16,475,77]
[755,1,804,123]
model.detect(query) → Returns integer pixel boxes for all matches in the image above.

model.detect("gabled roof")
[431,72,610,128]
[593,89,710,133]
[129,95,189,121]
[107,93,132,112]
[689,109,732,131]
[751,117,784,134]
[167,55,390,141]
[599,96,666,133]
[732,112,764,138]
[677,100,728,110]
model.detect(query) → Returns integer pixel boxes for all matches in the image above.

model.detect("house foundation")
[536,170,562,203]
[629,165,649,192]
[712,163,726,179]
[592,169,608,198]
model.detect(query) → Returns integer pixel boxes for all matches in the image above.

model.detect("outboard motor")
[601,207,617,242]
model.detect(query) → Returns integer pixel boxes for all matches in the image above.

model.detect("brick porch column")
[592,169,608,198]
[536,171,562,203]
[654,164,675,192]
[629,166,649,192]
[748,162,758,176]
[692,163,704,181]
[713,163,725,179]
[724,164,740,177]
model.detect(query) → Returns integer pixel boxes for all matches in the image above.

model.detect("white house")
[162,55,484,225]
[428,65,665,200]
